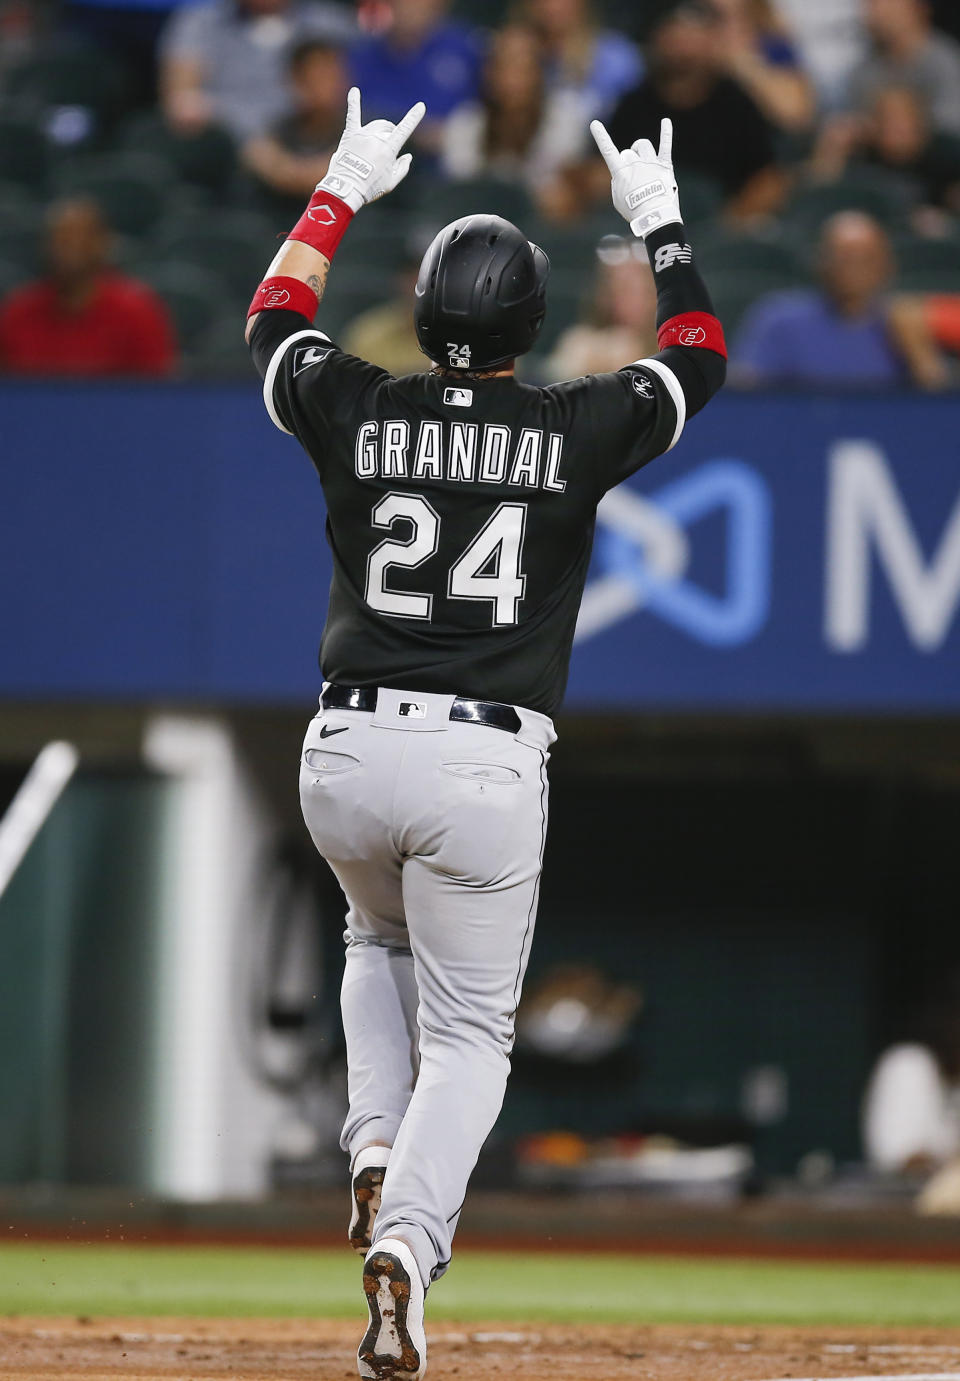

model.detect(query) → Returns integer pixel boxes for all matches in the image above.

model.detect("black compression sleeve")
[641,222,726,416]
[643,222,717,325]
[656,344,725,416]
[249,308,315,380]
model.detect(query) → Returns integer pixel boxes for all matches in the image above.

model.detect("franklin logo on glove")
[627,181,665,208]
[336,149,374,180]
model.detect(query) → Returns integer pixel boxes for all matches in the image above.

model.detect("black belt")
[322,683,522,734]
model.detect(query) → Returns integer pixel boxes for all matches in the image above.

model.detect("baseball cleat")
[349,1146,390,1254]
[358,1238,426,1380]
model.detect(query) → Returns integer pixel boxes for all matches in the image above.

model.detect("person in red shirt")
[0,198,177,376]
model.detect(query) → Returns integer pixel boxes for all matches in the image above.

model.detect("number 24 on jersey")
[365,494,527,627]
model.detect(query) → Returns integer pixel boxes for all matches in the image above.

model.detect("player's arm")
[591,117,726,433]
[245,87,425,428]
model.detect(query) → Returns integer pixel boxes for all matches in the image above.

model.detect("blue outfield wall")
[1,380,958,710]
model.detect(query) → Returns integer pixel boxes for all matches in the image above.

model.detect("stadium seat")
[4,46,131,141]
[118,112,237,196]
[783,169,913,239]
[426,177,534,231]
[53,152,175,237]
[320,263,398,340]
[707,269,806,341]
[450,0,510,22]
[892,235,960,293]
[0,179,40,219]
[675,171,724,229]
[0,201,43,277]
[694,231,806,281]
[154,210,275,301]
[533,270,583,354]
[135,262,229,353]
[0,257,29,302]
[529,214,624,275]
[0,119,50,191]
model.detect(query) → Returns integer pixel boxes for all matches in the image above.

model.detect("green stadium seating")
[534,270,584,354]
[694,231,806,281]
[675,171,724,229]
[450,0,509,23]
[154,210,275,300]
[0,201,43,277]
[707,268,805,340]
[783,168,914,239]
[4,46,131,138]
[529,213,625,275]
[135,262,230,352]
[425,176,534,231]
[0,257,30,302]
[0,119,50,191]
[319,263,398,340]
[892,234,960,293]
[53,152,175,237]
[0,179,40,218]
[118,112,237,196]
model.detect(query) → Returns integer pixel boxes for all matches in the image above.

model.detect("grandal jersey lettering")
[354,419,566,493]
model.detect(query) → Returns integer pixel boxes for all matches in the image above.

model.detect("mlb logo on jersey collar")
[443,387,473,407]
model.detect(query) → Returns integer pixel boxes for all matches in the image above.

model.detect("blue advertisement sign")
[1,383,958,710]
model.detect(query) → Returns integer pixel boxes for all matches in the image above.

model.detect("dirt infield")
[4,1316,960,1381]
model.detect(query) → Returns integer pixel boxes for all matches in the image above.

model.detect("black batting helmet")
[414,214,550,371]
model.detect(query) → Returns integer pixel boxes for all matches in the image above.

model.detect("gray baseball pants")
[298,686,555,1288]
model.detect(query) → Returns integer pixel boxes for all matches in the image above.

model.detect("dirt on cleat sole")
[359,1251,422,1379]
[350,1167,385,1254]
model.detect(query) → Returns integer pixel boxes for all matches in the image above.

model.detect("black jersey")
[257,316,687,717]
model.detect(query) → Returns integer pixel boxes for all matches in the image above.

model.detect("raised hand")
[590,117,682,239]
[317,87,426,213]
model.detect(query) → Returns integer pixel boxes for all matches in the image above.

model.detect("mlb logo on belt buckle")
[398,701,426,718]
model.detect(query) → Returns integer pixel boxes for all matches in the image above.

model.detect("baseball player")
[246,87,726,1380]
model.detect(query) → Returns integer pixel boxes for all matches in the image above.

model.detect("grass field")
[1,1243,959,1327]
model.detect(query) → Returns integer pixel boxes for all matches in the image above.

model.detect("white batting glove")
[316,86,426,213]
[591,117,682,240]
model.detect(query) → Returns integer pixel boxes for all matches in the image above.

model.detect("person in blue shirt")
[732,211,908,389]
[519,0,643,120]
[349,0,482,136]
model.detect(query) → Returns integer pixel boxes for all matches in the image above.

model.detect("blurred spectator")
[772,0,864,109]
[603,3,784,223]
[242,38,348,216]
[350,0,481,142]
[887,292,960,389]
[517,0,642,119]
[440,24,587,220]
[158,0,354,141]
[341,251,423,376]
[64,0,202,104]
[732,212,906,388]
[545,239,657,380]
[848,0,960,138]
[0,0,51,84]
[0,198,176,377]
[711,0,815,135]
[862,973,960,1175]
[810,86,960,215]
